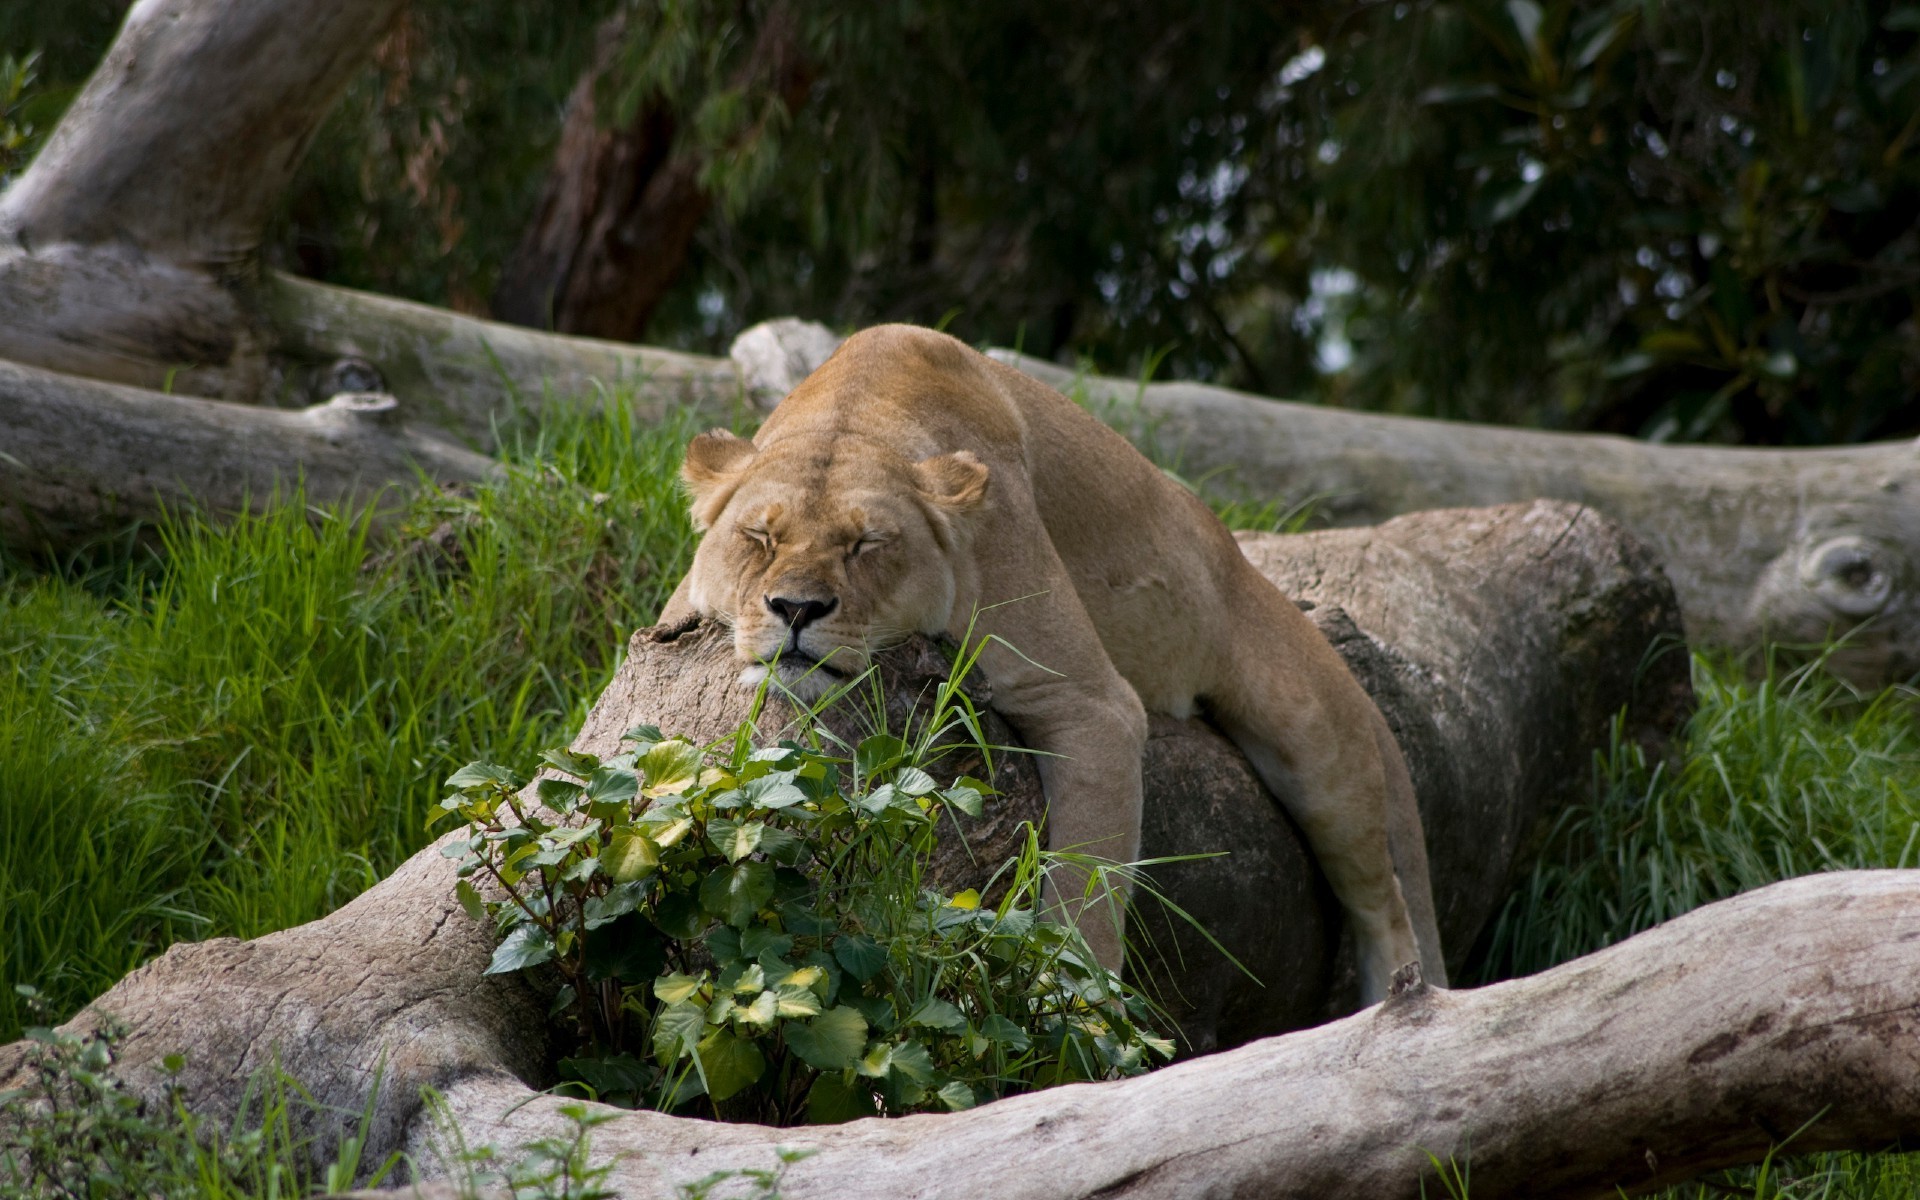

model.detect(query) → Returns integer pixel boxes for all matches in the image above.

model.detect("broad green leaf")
[652,893,707,940]
[536,778,586,812]
[639,741,705,796]
[744,775,807,810]
[740,926,794,961]
[582,882,644,930]
[906,998,966,1033]
[784,1006,869,1072]
[736,989,780,1027]
[894,767,937,796]
[773,984,823,1019]
[887,1039,934,1084]
[941,786,985,818]
[586,765,638,808]
[936,1081,977,1111]
[856,784,900,814]
[647,815,695,849]
[652,1000,707,1063]
[978,1014,1031,1052]
[756,825,806,865]
[654,972,707,1005]
[833,934,886,982]
[446,762,526,790]
[484,924,554,975]
[695,1029,766,1101]
[708,818,765,863]
[603,830,660,884]
[454,879,486,923]
[723,963,767,995]
[623,723,665,746]
[854,733,907,778]
[701,862,776,928]
[804,1073,877,1124]
[540,748,600,778]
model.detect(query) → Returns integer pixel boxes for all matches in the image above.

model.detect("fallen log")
[989,348,1920,684]
[1,501,1712,1199]
[0,358,498,551]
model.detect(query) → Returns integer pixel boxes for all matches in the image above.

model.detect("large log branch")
[0,358,498,550]
[0,501,1752,1200]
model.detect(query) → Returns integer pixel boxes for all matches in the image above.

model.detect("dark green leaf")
[700,862,776,928]
[784,1005,869,1071]
[906,997,966,1033]
[854,733,907,778]
[936,1080,977,1111]
[695,1028,766,1101]
[558,1053,652,1102]
[833,934,886,982]
[485,923,554,975]
[586,765,639,807]
[979,1013,1031,1052]
[804,1073,877,1124]
[536,777,586,811]
[652,893,708,940]
[740,925,794,960]
[583,912,667,983]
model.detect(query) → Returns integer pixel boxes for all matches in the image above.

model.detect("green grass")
[1477,650,1920,981]
[0,399,705,1040]
[1462,650,1920,1199]
[4,397,1920,1195]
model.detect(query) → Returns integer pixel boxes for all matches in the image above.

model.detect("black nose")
[766,595,838,632]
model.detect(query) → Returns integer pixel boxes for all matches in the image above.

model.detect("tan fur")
[663,324,1445,1001]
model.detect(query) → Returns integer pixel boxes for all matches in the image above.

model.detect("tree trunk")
[491,5,812,341]
[988,348,1920,684]
[0,501,1743,1200]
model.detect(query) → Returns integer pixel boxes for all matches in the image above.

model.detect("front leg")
[975,618,1149,975]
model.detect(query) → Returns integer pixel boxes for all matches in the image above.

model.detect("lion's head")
[677,423,990,699]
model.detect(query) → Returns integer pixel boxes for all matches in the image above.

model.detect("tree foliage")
[7,0,1916,442]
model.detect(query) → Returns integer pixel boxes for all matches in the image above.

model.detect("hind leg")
[1207,581,1426,1003]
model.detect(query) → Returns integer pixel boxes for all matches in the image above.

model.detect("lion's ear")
[681,429,757,528]
[913,450,989,511]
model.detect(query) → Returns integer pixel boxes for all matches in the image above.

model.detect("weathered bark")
[0,0,406,398]
[988,348,1920,684]
[0,502,1729,1200]
[491,4,813,341]
[0,357,498,551]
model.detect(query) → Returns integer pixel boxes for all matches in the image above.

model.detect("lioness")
[662,324,1445,1001]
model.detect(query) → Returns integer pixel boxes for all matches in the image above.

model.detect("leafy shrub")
[439,682,1172,1125]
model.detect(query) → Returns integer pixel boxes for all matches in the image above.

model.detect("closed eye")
[741,526,774,551]
[849,534,893,559]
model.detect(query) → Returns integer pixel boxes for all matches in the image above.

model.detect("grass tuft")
[0,398,705,1039]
